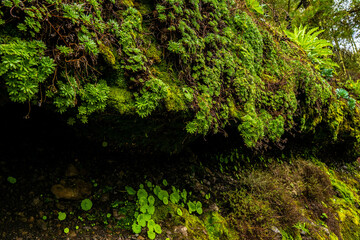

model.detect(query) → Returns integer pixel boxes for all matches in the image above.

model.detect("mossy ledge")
[1,0,359,153]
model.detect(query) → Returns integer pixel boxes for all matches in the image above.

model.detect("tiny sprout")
[205,193,211,200]
[106,213,111,218]
[64,227,69,234]
[58,212,66,221]
[102,141,108,147]
[42,216,47,220]
[76,226,79,230]
[7,176,16,184]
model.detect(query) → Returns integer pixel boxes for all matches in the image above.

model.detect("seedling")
[42,216,47,220]
[205,193,211,200]
[64,228,69,234]
[187,201,203,214]
[81,198,93,211]
[75,226,79,230]
[58,212,66,221]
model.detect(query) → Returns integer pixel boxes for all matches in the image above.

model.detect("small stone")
[174,225,188,237]
[209,203,219,212]
[271,226,281,234]
[137,236,145,240]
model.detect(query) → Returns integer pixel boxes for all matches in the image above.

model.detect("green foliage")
[246,0,264,15]
[1,0,360,154]
[63,227,70,234]
[285,25,338,68]
[126,180,202,239]
[81,198,93,211]
[0,40,55,103]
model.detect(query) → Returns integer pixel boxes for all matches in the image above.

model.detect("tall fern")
[285,25,338,69]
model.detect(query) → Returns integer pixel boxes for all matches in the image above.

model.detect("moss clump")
[107,87,134,114]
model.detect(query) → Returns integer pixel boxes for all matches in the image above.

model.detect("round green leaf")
[132,222,142,234]
[58,212,66,221]
[64,227,69,234]
[148,230,156,240]
[148,205,155,215]
[81,199,93,211]
[154,224,162,234]
[148,195,155,205]
[137,188,148,199]
[147,219,155,232]
[163,197,169,205]
[140,204,149,213]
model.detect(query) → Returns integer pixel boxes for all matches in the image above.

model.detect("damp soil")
[0,104,229,240]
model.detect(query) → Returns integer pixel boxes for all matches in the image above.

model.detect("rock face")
[51,179,92,200]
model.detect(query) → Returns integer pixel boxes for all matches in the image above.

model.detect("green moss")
[145,43,162,64]
[99,43,116,66]
[120,0,134,7]
[203,211,237,240]
[107,87,135,114]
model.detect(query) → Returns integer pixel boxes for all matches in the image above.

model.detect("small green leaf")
[162,179,168,186]
[42,216,47,220]
[58,212,66,221]
[148,205,155,215]
[148,195,155,205]
[132,222,142,234]
[137,189,148,199]
[148,230,156,239]
[154,224,162,234]
[177,208,183,216]
[7,176,16,184]
[125,186,136,195]
[64,227,69,234]
[81,199,93,211]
